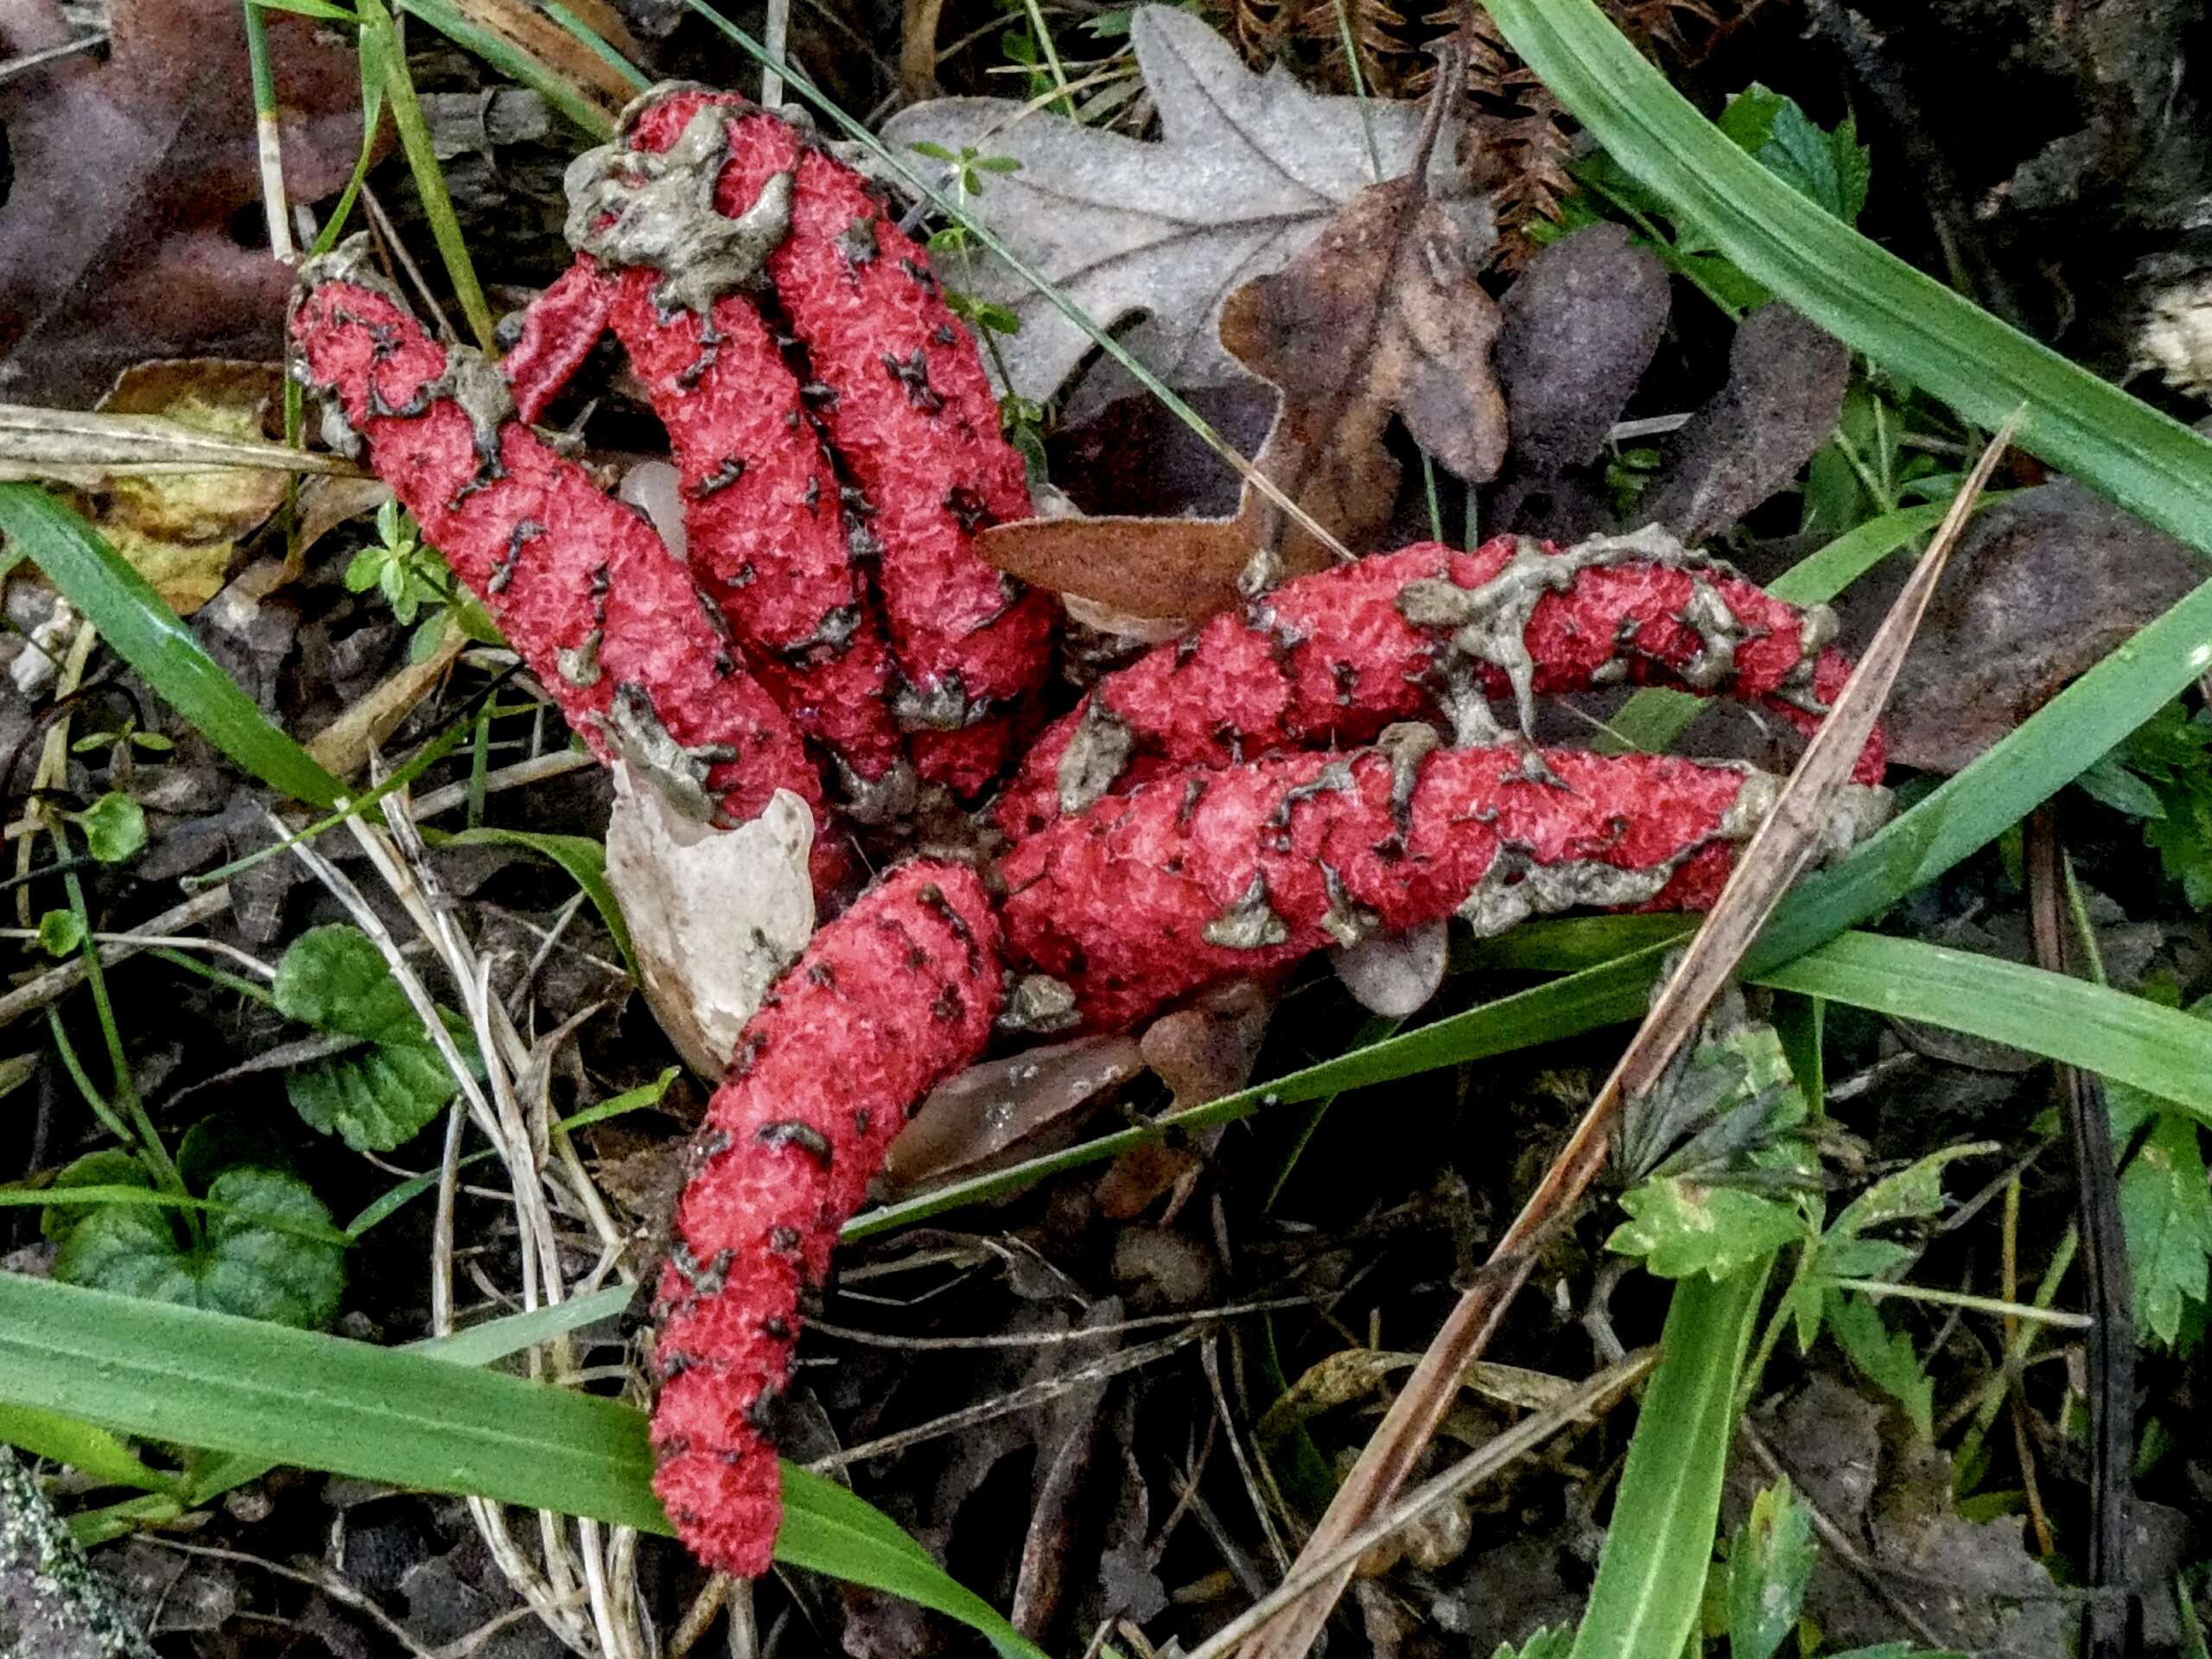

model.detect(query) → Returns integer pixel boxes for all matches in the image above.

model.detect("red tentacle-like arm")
[997,533,1879,839]
[1001,734,1884,1033]
[650,861,1003,1577]
[288,245,849,892]
[626,88,1057,797]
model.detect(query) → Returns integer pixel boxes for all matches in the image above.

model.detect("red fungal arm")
[501,258,615,424]
[1000,738,1802,1033]
[600,261,910,791]
[995,535,1880,840]
[289,245,847,891]
[651,861,1002,1577]
[626,90,1056,797]
[556,94,912,795]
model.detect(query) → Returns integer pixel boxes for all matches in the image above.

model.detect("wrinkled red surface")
[1001,744,1761,1031]
[997,538,1881,838]
[634,92,1054,795]
[502,257,613,424]
[289,272,845,890]
[651,861,1001,1577]
[296,83,1910,1586]
[598,254,907,784]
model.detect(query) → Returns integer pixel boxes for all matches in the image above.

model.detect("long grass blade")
[0,1275,1045,1656]
[1568,1263,1773,1659]
[0,486,346,807]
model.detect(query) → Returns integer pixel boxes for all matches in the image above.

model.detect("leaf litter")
[9,3,2212,1656]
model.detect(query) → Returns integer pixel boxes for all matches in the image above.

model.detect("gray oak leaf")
[881,6,1485,414]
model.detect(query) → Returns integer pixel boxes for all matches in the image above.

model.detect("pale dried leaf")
[603,769,816,1077]
[979,174,1505,619]
[0,405,359,486]
[880,5,1484,412]
[67,363,302,613]
[1332,920,1446,1016]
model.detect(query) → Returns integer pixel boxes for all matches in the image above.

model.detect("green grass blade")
[1480,0,2212,559]
[1757,933,2212,1117]
[434,827,634,976]
[0,486,345,808]
[1569,1261,1772,1659]
[540,0,650,92]
[0,1404,178,1494]
[364,0,498,350]
[396,0,617,138]
[1757,576,2212,958]
[0,1275,1041,1651]
[1465,925,2212,1118]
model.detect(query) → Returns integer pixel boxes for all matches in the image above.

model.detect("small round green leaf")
[39,1149,151,1245]
[73,791,146,863]
[273,924,472,1150]
[35,907,86,957]
[53,1166,346,1330]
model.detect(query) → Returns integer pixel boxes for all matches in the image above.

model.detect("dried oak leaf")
[978,173,1506,620]
[1883,477,2205,772]
[0,0,363,404]
[880,4,1485,415]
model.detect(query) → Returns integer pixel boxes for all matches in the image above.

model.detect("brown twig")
[2025,807,2138,1659]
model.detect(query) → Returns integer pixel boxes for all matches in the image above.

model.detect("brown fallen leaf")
[980,167,1506,620]
[1095,980,1276,1219]
[0,0,363,404]
[884,1032,1147,1194]
[1494,223,1670,474]
[78,361,292,613]
[1883,477,2205,772]
[1637,303,1850,545]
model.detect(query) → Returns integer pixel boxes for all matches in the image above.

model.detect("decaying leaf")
[73,362,293,613]
[1492,223,1671,478]
[1884,476,2204,772]
[602,768,816,1077]
[1637,304,1850,544]
[980,173,1506,619]
[885,1032,1147,1193]
[0,0,364,404]
[1333,919,1447,1017]
[880,4,1484,414]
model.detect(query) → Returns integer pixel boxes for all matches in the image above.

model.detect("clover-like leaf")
[273,923,476,1152]
[1609,1176,1806,1281]
[39,1148,153,1246]
[72,790,146,862]
[53,1166,346,1330]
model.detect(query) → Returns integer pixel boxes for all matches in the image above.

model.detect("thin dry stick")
[809,1327,1203,1470]
[410,749,594,819]
[354,805,644,1659]
[1235,416,2022,1659]
[1187,1351,1655,1659]
[806,1295,1313,1349]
